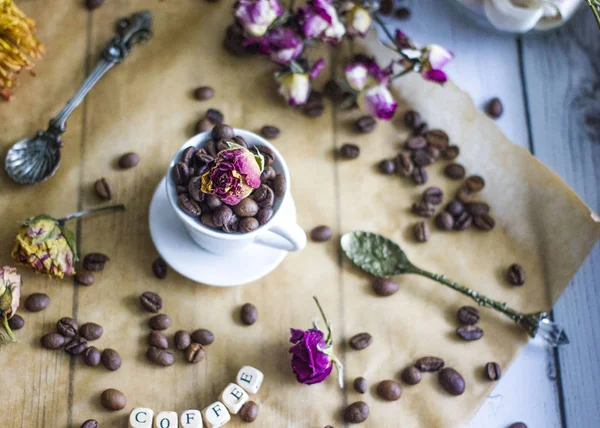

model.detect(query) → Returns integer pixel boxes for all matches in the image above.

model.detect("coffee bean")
[303,90,325,118]
[377,380,402,401]
[442,145,460,160]
[225,216,240,234]
[508,423,528,428]
[260,165,276,182]
[457,306,480,325]
[411,201,435,218]
[425,145,441,160]
[465,202,490,216]
[465,175,485,192]
[395,6,411,19]
[344,401,369,423]
[186,342,206,363]
[196,118,214,134]
[412,149,434,167]
[473,214,495,231]
[507,264,526,286]
[438,367,466,396]
[180,147,196,165]
[454,212,473,231]
[83,346,101,367]
[356,115,376,133]
[425,129,449,150]
[445,200,465,217]
[8,314,24,330]
[149,314,171,331]
[85,0,104,10]
[444,163,466,180]
[206,108,224,124]
[401,366,422,385]
[353,377,367,393]
[403,110,422,129]
[25,293,50,312]
[455,185,476,203]
[411,167,428,185]
[101,349,120,370]
[435,212,454,230]
[57,317,78,337]
[405,136,427,151]
[170,330,190,351]
[413,221,430,243]
[349,332,372,350]
[241,303,258,326]
[179,194,202,217]
[396,153,414,177]
[118,152,140,169]
[149,330,169,349]
[94,177,113,200]
[191,328,214,346]
[172,162,190,186]
[211,124,235,142]
[311,225,332,242]
[256,207,273,225]
[413,122,428,135]
[415,356,445,372]
[101,388,127,411]
[146,346,175,366]
[80,322,103,341]
[194,86,214,101]
[200,213,218,229]
[41,332,65,349]
[371,278,399,297]
[83,253,110,271]
[378,159,396,174]
[423,187,444,205]
[239,401,259,422]
[234,198,259,218]
[339,143,360,159]
[75,270,95,286]
[253,184,275,208]
[273,173,286,197]
[65,336,88,355]
[379,0,393,15]
[486,97,503,118]
[485,362,501,381]
[81,419,100,428]
[239,217,259,233]
[456,325,484,341]
[140,291,163,313]
[212,205,233,227]
[324,79,345,102]
[152,257,168,279]
[260,125,280,139]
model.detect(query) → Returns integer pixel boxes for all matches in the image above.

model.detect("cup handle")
[255,223,307,252]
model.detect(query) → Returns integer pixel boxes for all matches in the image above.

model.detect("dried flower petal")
[358,83,398,120]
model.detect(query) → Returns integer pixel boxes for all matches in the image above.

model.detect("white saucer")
[149,177,294,286]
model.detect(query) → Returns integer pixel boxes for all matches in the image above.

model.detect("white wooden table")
[380,2,599,426]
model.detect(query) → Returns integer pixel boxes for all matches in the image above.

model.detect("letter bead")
[154,411,178,428]
[236,366,264,394]
[180,410,202,428]
[130,408,154,428]
[219,383,249,414]
[201,401,231,428]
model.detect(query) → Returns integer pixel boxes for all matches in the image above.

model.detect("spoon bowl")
[5,133,62,184]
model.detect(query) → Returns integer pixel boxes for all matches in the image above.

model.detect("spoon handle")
[47,10,153,135]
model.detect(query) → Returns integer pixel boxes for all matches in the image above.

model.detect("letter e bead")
[130,408,154,428]
[202,401,231,428]
[236,366,264,394]
[180,409,202,428]
[154,411,178,428]
[219,383,249,414]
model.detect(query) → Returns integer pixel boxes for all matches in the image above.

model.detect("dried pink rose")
[420,44,454,83]
[298,0,346,44]
[345,57,397,120]
[345,5,372,37]
[249,27,304,65]
[358,83,398,120]
[234,0,283,37]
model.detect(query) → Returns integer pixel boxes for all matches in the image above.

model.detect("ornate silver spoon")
[341,231,569,346]
[4,10,153,185]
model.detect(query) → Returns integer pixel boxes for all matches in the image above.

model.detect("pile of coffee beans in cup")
[172,123,286,234]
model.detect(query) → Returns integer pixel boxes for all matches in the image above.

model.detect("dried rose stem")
[372,13,412,62]
[1,315,17,342]
[57,204,125,224]
[587,0,600,30]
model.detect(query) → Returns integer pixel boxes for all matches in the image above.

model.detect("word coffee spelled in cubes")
[236,366,264,394]
[202,401,231,428]
[219,383,249,414]
[129,408,155,428]
[180,409,203,428]
[154,411,178,428]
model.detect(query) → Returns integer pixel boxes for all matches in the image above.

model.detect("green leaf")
[23,214,57,226]
[60,226,79,262]
[340,231,413,277]
[253,148,265,173]
[225,141,243,150]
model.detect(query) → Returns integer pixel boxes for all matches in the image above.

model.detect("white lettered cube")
[154,411,178,428]
[180,410,202,428]
[236,366,264,394]
[201,401,231,428]
[219,383,249,414]
[129,408,154,428]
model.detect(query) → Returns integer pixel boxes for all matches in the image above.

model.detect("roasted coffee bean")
[188,179,206,204]
[57,317,78,337]
[152,257,168,279]
[260,125,280,139]
[260,165,276,182]
[444,163,466,180]
[101,388,127,411]
[224,23,256,55]
[403,110,422,129]
[311,225,332,242]
[234,198,259,217]
[206,108,224,124]
[179,194,202,217]
[171,330,190,351]
[339,143,360,159]
[212,205,233,227]
[25,293,50,312]
[149,330,169,350]
[196,117,214,134]
[75,270,95,286]
[454,212,473,230]
[485,362,501,381]
[395,6,411,19]
[379,0,393,15]
[455,186,476,203]
[83,346,101,367]
[172,162,190,185]
[241,303,258,325]
[146,346,175,366]
[405,136,427,151]
[442,145,460,160]
[415,356,445,372]
[425,145,441,160]
[423,187,444,205]
[445,200,465,217]
[94,177,113,200]
[439,367,466,396]
[239,217,259,233]
[239,401,259,422]
[200,213,218,229]
[507,264,526,286]
[81,419,100,428]
[396,153,414,177]
[303,91,325,117]
[465,175,485,192]
[205,139,218,157]
[205,194,222,210]
[344,401,369,423]
[194,86,214,101]
[324,79,345,102]
[211,124,235,142]
[401,366,422,385]
[413,122,428,136]
[465,202,490,216]
[411,167,428,185]
[457,325,484,341]
[473,214,495,231]
[353,377,367,393]
[140,291,163,313]
[411,201,435,218]
[64,337,88,355]
[256,207,273,225]
[273,173,286,197]
[253,184,275,207]
[86,0,104,10]
[191,328,214,346]
[378,159,396,174]
[377,380,402,401]
[425,129,449,150]
[149,314,171,331]
[356,115,377,133]
[508,423,528,428]
[413,221,430,243]
[349,332,372,350]
[83,253,110,271]
[186,342,206,363]
[435,212,454,230]
[80,323,103,341]
[457,306,480,325]
[372,277,399,297]
[118,152,140,169]
[486,97,503,118]
[8,314,24,330]
[180,147,196,165]
[41,332,65,349]
[412,149,434,167]
[232,135,247,148]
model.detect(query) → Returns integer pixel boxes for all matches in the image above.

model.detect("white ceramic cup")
[166,129,307,255]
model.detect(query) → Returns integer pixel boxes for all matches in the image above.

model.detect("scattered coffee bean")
[379,0,393,15]
[401,366,422,385]
[206,108,224,124]
[65,336,88,355]
[152,257,168,279]
[174,330,191,351]
[411,201,435,218]
[455,185,475,203]
[311,225,332,242]
[442,145,460,160]
[439,367,466,396]
[94,177,113,200]
[211,124,235,142]
[454,212,473,230]
[485,362,501,381]
[83,253,110,271]
[486,97,503,118]
[80,323,103,341]
[445,200,464,217]
[507,264,526,286]
[349,332,372,350]
[41,332,65,349]
[344,401,369,424]
[425,145,441,160]
[353,377,367,393]
[260,125,280,139]
[146,346,175,366]
[256,207,273,225]
[118,152,140,169]
[239,401,259,422]
[140,291,163,313]
[396,153,414,177]
[413,221,430,243]
[83,346,101,367]
[405,136,427,151]
[465,202,490,216]
[194,86,214,101]
[457,325,484,341]
[395,6,411,19]
[196,117,214,134]
[324,79,345,102]
[339,143,360,159]
[8,314,24,330]
[425,129,449,150]
[186,342,206,363]
[412,149,434,167]
[403,110,422,129]
[444,163,466,180]
[508,423,527,428]
[473,214,495,231]
[371,278,399,297]
[377,380,402,401]
[415,356,445,372]
[273,173,286,197]
[149,330,169,350]
[411,167,428,185]
[75,271,95,286]
[465,175,485,192]
[57,317,78,337]
[457,306,480,325]
[234,198,259,218]
[423,187,444,205]
[85,0,104,10]
[101,388,127,411]
[356,115,376,133]
[435,212,454,230]
[378,159,396,174]
[239,217,259,233]
[191,328,214,346]
[303,91,325,117]
[149,314,171,331]
[81,420,100,428]
[25,293,50,312]
[241,303,258,325]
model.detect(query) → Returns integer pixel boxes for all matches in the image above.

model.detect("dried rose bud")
[298,0,346,43]
[248,27,304,65]
[0,266,22,342]
[234,0,282,37]
[345,6,372,37]
[277,72,311,106]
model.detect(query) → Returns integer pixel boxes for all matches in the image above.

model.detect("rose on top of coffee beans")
[200,144,264,206]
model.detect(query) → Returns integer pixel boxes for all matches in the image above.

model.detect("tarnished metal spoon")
[4,10,153,185]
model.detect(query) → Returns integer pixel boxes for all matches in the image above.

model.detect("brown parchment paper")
[0,2,598,428]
